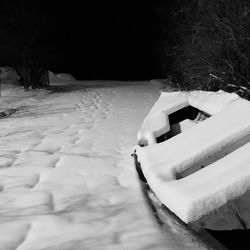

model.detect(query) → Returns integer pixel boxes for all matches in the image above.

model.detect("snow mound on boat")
[138,90,240,145]
[136,90,250,229]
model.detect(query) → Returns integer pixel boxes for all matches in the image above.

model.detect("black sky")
[2,0,168,80]
[47,1,159,80]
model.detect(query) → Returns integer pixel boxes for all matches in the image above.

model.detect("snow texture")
[136,90,250,224]
[0,78,210,250]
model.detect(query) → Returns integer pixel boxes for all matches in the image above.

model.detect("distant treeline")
[156,0,250,99]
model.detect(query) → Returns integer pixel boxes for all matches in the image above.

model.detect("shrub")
[167,0,250,99]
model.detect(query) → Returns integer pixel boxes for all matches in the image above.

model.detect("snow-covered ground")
[0,78,211,250]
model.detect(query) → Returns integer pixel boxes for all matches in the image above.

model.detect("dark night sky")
[46,1,159,80]
[2,0,168,80]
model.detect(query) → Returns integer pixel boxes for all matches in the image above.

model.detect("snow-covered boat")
[134,90,250,248]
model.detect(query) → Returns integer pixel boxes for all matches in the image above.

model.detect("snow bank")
[136,90,250,224]
[0,67,20,96]
[49,71,76,83]
[0,67,19,81]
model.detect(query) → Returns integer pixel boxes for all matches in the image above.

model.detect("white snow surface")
[137,90,241,145]
[136,90,250,225]
[0,79,210,250]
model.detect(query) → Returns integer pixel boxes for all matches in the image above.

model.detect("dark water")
[206,229,250,249]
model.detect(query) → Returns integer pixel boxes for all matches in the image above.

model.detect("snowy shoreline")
[0,79,175,250]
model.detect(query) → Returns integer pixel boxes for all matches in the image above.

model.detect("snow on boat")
[134,90,250,235]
